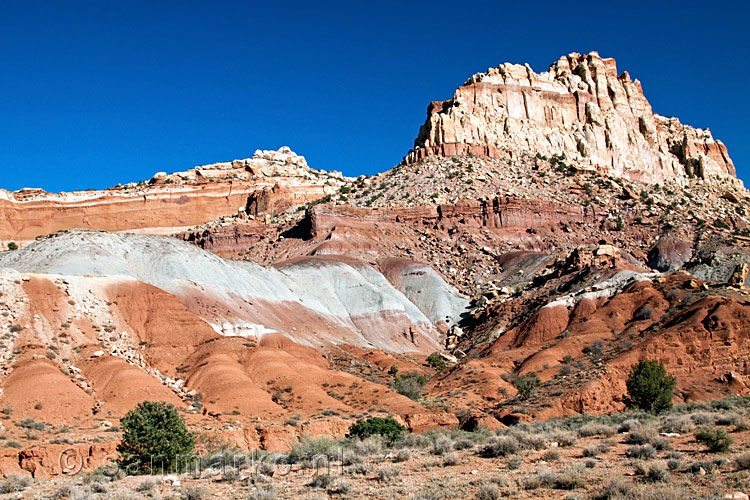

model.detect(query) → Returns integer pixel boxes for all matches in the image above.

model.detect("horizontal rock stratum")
[0,147,349,246]
[405,52,738,186]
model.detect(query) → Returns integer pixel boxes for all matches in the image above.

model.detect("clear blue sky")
[1,1,748,192]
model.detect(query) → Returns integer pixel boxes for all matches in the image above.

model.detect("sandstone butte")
[0,52,748,481]
[405,51,738,187]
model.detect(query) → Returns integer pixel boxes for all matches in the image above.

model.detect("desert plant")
[645,464,669,482]
[625,360,676,414]
[625,444,656,459]
[181,486,205,500]
[442,452,459,466]
[327,478,350,494]
[288,436,338,463]
[426,352,447,371]
[375,466,400,481]
[248,486,276,500]
[117,400,195,475]
[515,372,541,398]
[583,340,605,362]
[6,242,17,251]
[480,436,519,458]
[394,449,411,462]
[695,426,732,452]
[393,371,427,400]
[476,482,501,500]
[432,435,453,455]
[308,474,333,488]
[347,417,405,442]
[735,453,750,470]
[0,475,31,493]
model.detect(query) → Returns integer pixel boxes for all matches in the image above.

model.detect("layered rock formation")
[0,147,349,246]
[405,52,738,186]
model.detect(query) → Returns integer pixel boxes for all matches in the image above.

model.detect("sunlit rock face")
[405,52,738,186]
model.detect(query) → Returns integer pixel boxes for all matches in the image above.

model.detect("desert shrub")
[341,450,362,466]
[715,412,742,426]
[432,435,453,455]
[666,458,682,470]
[578,423,616,438]
[442,452,460,466]
[308,474,333,488]
[542,449,560,461]
[659,415,694,434]
[634,305,654,321]
[625,360,676,414]
[136,477,159,492]
[521,475,541,490]
[288,436,338,463]
[582,443,610,458]
[181,487,205,500]
[393,372,426,400]
[595,478,636,499]
[624,428,657,445]
[537,468,585,490]
[509,429,547,450]
[695,426,732,452]
[0,475,31,493]
[375,466,400,481]
[687,460,716,474]
[689,411,716,425]
[426,352,447,371]
[734,416,750,431]
[16,417,46,431]
[53,484,87,499]
[735,452,750,470]
[349,436,380,457]
[645,464,669,482]
[553,431,577,447]
[248,486,276,500]
[117,401,195,475]
[584,458,597,468]
[625,444,656,459]
[347,417,405,442]
[617,418,642,433]
[327,478,350,494]
[507,456,522,470]
[480,436,519,458]
[515,372,541,398]
[476,482,501,500]
[583,340,605,362]
[453,438,475,450]
[413,485,452,500]
[394,449,411,462]
[6,242,18,251]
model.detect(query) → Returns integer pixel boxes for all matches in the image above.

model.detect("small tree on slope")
[625,360,676,414]
[117,401,195,475]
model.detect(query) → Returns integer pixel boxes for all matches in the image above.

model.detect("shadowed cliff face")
[405,51,738,187]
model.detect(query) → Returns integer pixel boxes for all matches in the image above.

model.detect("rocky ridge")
[405,52,739,187]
